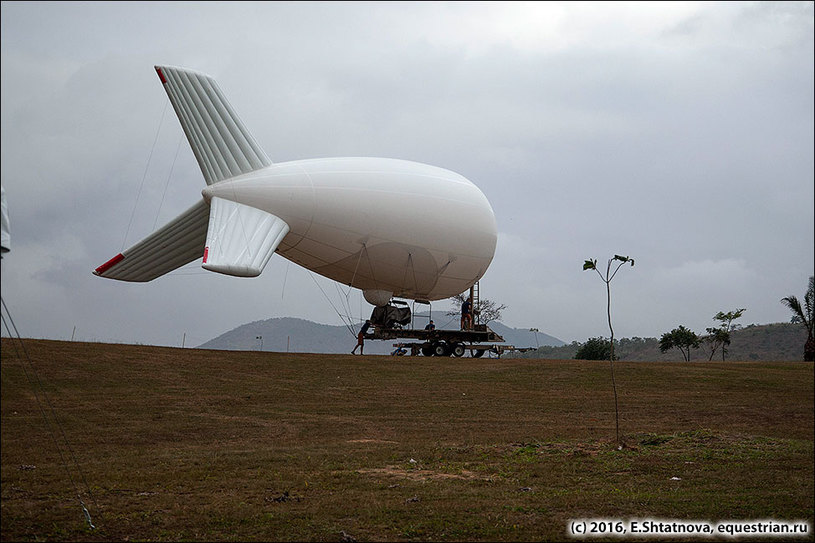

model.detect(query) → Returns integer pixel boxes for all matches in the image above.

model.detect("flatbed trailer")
[365,324,511,357]
[391,342,533,358]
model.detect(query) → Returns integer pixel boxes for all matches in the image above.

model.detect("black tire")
[452,343,466,357]
[421,343,434,357]
[433,341,451,357]
[472,349,485,358]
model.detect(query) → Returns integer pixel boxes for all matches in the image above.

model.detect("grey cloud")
[1,2,812,346]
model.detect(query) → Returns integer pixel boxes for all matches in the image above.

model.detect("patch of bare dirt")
[357,466,495,482]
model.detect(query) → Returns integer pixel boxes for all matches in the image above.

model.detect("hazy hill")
[516,322,809,362]
[199,315,564,354]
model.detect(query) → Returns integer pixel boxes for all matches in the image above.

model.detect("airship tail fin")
[202,197,290,277]
[94,199,210,281]
[93,197,290,281]
[94,66,281,282]
[155,65,272,186]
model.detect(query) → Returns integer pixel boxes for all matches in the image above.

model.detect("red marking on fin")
[203,247,209,263]
[95,253,124,275]
[156,67,167,84]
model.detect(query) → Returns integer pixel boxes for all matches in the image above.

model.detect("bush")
[574,337,617,360]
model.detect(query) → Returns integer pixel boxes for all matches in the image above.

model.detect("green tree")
[583,254,634,447]
[704,328,730,361]
[574,337,617,361]
[660,325,701,361]
[704,308,746,361]
[447,293,506,325]
[780,276,814,361]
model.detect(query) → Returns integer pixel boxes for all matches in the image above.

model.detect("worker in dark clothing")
[352,320,371,354]
[425,320,435,331]
[461,297,472,330]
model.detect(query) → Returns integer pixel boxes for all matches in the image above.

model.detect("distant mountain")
[198,315,564,355]
[473,320,564,349]
[515,323,809,362]
[199,317,371,354]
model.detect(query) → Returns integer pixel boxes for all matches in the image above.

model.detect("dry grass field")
[2,339,813,541]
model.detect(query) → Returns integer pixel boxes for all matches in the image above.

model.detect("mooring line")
[152,134,184,231]
[1,296,101,530]
[307,272,357,338]
[122,101,169,252]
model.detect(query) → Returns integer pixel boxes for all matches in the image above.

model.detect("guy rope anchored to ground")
[1,297,100,530]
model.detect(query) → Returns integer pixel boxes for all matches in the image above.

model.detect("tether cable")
[1,296,100,530]
[122,101,169,251]
[307,272,357,338]
[152,134,184,231]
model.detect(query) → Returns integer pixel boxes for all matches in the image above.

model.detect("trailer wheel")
[433,341,451,357]
[452,343,466,357]
[472,349,485,358]
[421,343,434,357]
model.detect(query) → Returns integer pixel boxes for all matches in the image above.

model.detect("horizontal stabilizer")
[155,65,272,185]
[94,199,209,281]
[203,197,289,277]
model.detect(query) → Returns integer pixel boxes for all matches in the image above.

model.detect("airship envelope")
[94,66,497,305]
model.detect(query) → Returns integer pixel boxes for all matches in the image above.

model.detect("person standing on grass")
[352,320,371,355]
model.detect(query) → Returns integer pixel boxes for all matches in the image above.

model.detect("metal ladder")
[470,281,480,325]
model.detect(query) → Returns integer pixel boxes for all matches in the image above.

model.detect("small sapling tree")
[705,308,746,361]
[583,254,634,447]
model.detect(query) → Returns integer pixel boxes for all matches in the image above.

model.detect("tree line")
[569,276,813,362]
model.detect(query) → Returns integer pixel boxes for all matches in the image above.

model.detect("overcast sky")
[1,1,813,348]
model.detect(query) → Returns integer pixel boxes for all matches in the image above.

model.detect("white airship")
[94,66,497,307]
